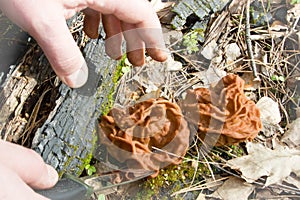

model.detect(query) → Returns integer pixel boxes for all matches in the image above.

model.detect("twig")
[245,0,260,81]
[21,88,51,146]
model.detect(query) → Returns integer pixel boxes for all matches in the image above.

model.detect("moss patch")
[74,56,127,177]
[135,157,211,199]
[78,130,98,176]
[100,55,127,115]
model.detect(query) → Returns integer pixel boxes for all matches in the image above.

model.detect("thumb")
[30,17,88,88]
[0,140,58,189]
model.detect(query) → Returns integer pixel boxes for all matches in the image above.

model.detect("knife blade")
[35,170,154,200]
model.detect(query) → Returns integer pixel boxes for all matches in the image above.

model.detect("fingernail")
[46,164,58,187]
[60,61,88,88]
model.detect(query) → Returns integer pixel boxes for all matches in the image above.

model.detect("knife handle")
[34,174,94,200]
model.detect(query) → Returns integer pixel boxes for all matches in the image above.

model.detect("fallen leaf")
[201,40,218,60]
[284,174,300,189]
[270,20,288,31]
[196,193,206,200]
[165,56,182,72]
[225,43,241,64]
[297,107,300,118]
[256,97,283,136]
[254,189,278,199]
[163,28,183,47]
[227,142,300,186]
[209,176,255,200]
[191,67,226,89]
[281,118,300,148]
[256,97,281,124]
[287,3,300,24]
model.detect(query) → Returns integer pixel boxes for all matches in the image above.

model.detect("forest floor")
[4,0,298,199]
[92,0,300,199]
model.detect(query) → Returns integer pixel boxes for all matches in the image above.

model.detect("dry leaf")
[287,3,300,25]
[227,142,300,186]
[256,97,281,124]
[281,118,300,148]
[196,193,206,200]
[225,43,241,64]
[241,73,261,91]
[284,174,300,189]
[192,67,226,89]
[165,55,182,72]
[209,176,255,200]
[201,40,218,60]
[254,189,278,199]
[256,97,283,136]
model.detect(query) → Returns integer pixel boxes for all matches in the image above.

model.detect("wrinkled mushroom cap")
[98,98,190,178]
[181,74,262,146]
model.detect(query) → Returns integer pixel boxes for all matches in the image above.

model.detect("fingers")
[137,28,168,62]
[88,0,159,26]
[0,163,49,200]
[121,22,145,66]
[83,8,101,39]
[29,15,88,88]
[0,140,58,189]
[88,0,168,63]
[102,14,123,60]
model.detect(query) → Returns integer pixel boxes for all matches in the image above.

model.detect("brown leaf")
[227,142,300,186]
[209,176,255,200]
[281,118,300,148]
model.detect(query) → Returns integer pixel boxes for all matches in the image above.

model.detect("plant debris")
[209,176,255,200]
[256,96,283,137]
[227,142,300,187]
[281,117,300,149]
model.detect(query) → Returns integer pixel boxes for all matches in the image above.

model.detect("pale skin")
[0,0,168,199]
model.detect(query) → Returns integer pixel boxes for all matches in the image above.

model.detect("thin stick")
[245,0,260,80]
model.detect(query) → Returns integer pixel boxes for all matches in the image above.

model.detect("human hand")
[0,140,58,199]
[0,0,168,88]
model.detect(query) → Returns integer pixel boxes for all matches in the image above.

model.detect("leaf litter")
[227,142,300,186]
[93,0,300,199]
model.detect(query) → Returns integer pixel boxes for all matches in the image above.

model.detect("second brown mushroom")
[181,74,262,146]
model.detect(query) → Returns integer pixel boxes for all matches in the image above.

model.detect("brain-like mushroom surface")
[98,98,190,178]
[181,74,262,146]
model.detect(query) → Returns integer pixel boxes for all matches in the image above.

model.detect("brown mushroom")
[98,98,190,178]
[181,74,262,146]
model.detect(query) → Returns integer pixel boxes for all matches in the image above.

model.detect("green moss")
[100,54,127,115]
[66,55,126,177]
[78,130,98,176]
[135,186,157,200]
[229,145,245,157]
[57,129,98,178]
[182,31,199,54]
[291,0,300,4]
[135,157,210,199]
[57,144,79,177]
